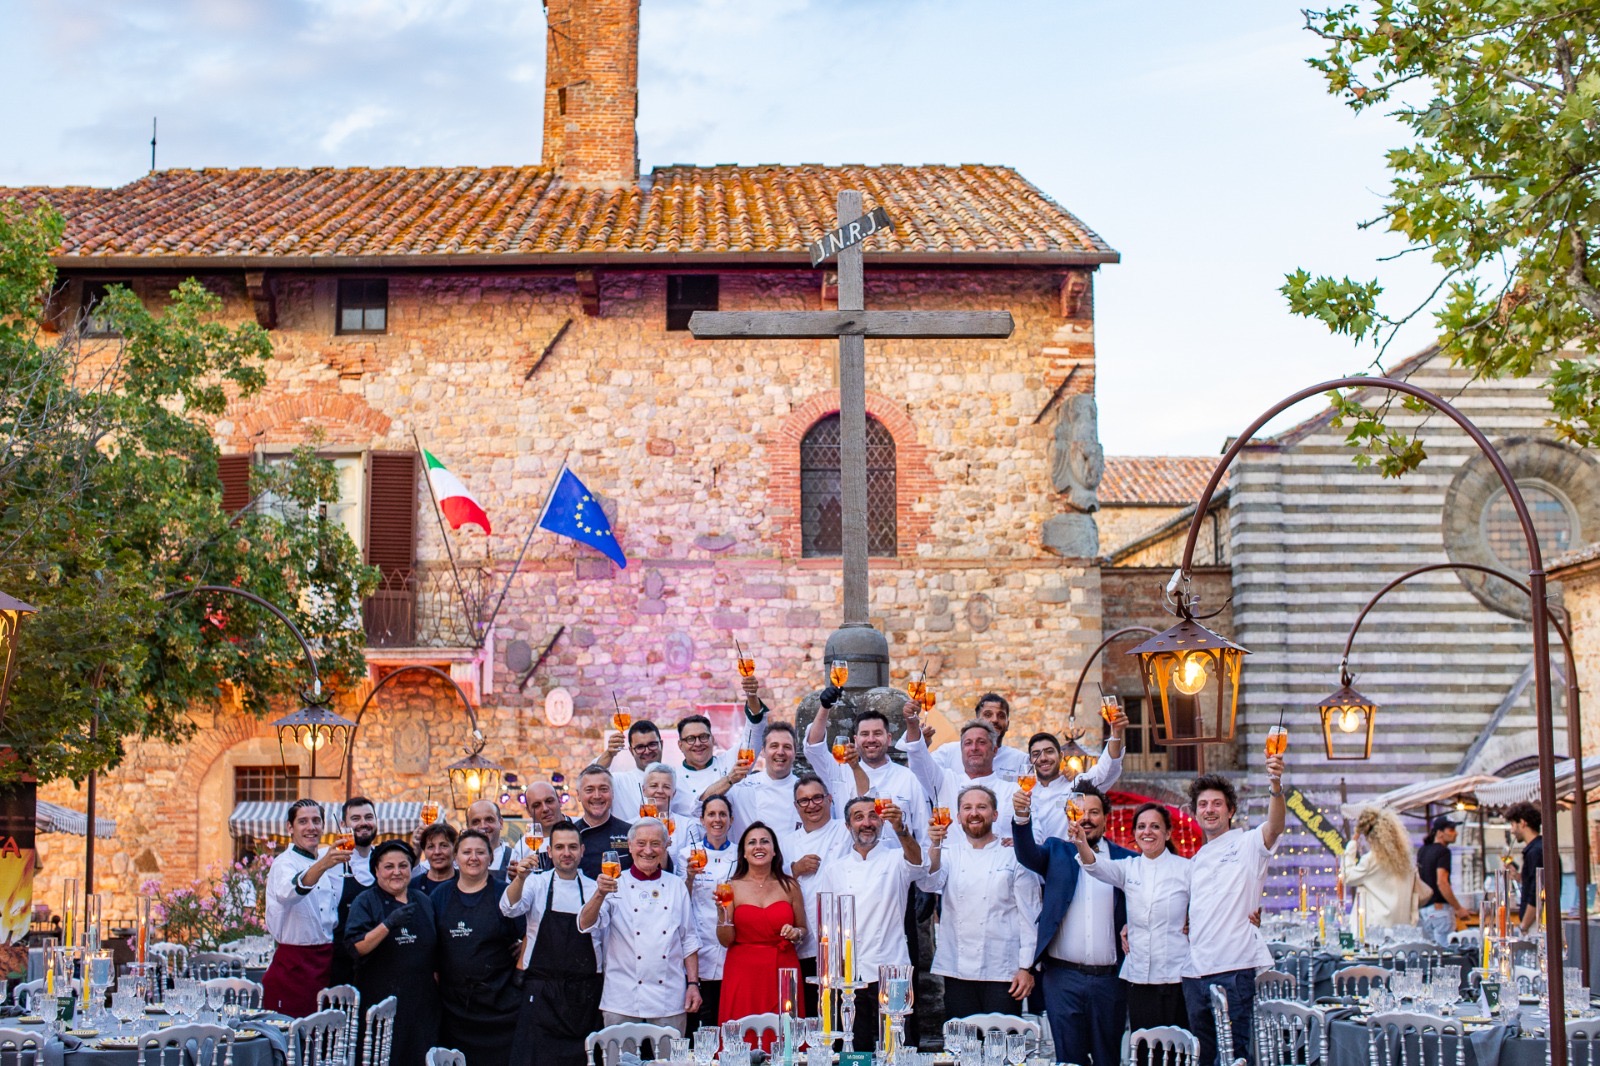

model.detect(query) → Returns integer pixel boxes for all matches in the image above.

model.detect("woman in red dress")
[716,821,807,1045]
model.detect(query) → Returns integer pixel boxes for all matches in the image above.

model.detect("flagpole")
[411,429,480,645]
[480,453,570,639]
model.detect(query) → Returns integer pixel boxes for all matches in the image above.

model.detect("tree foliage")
[1286,1,1600,471]
[0,199,376,784]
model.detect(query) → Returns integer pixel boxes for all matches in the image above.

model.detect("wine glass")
[830,660,849,687]
[1005,1033,1028,1066]
[694,1027,719,1066]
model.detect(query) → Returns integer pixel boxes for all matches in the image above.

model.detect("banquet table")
[1326,1013,1545,1066]
[6,1012,289,1066]
[1269,945,1477,1000]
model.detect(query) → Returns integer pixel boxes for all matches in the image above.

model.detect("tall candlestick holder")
[806,893,868,1051]
[878,963,913,1063]
[777,968,801,1066]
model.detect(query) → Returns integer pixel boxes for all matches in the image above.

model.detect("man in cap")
[1416,814,1471,946]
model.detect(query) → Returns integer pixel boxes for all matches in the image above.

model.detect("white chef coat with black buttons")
[800,739,929,845]
[921,835,1041,982]
[265,845,340,946]
[1030,755,1126,842]
[813,843,928,977]
[1082,848,1190,984]
[904,738,1020,840]
[728,770,802,836]
[673,837,737,980]
[583,868,700,1019]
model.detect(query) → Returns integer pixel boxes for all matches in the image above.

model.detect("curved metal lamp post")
[1064,626,1158,766]
[342,664,505,813]
[1336,560,1590,979]
[1152,377,1570,1063]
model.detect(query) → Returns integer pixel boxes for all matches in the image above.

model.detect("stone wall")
[52,263,1105,916]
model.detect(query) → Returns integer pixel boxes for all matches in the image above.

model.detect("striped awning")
[1474,755,1600,809]
[36,800,117,838]
[228,801,423,839]
[1339,774,1504,820]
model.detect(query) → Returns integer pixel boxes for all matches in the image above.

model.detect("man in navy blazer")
[1014,781,1132,1066]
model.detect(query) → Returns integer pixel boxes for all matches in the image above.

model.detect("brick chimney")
[541,0,640,186]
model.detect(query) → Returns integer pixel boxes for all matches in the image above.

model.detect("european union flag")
[537,465,628,569]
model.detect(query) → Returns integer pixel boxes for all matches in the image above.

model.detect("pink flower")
[199,899,214,913]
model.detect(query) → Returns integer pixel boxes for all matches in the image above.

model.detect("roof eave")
[50,249,1122,272]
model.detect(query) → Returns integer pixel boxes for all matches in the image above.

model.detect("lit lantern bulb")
[466,770,482,792]
[301,731,327,752]
[1338,707,1362,733]
[1067,755,1084,773]
[1171,652,1210,696]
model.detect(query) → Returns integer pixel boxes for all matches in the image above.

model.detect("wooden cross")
[690,190,1014,628]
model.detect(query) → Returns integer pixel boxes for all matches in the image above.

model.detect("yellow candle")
[45,964,53,996]
[1318,909,1326,944]
[1482,932,1493,970]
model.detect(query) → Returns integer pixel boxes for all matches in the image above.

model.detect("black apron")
[330,865,366,987]
[436,880,522,1066]
[351,889,440,1066]
[511,875,602,1066]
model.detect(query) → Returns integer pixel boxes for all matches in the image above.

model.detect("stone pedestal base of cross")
[691,190,1013,689]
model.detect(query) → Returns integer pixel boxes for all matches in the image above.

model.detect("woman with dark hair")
[680,794,738,1028]
[430,829,522,1066]
[1076,801,1191,1044]
[410,822,459,896]
[715,821,807,1042]
[346,840,440,1066]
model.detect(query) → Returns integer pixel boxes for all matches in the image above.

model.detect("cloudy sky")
[2,0,1441,455]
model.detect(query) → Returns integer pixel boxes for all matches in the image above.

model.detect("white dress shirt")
[347,848,375,887]
[904,738,1020,839]
[922,836,1040,981]
[1185,825,1277,978]
[814,842,927,979]
[583,869,700,1019]
[800,739,927,845]
[675,838,738,979]
[501,869,606,970]
[1029,756,1126,842]
[1082,849,1191,984]
[265,846,341,946]
[1048,839,1118,966]
[779,820,856,959]
[609,768,646,823]
[727,771,802,836]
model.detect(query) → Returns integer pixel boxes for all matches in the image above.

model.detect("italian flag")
[424,450,492,534]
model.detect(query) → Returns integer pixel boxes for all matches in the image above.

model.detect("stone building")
[8,0,1122,915]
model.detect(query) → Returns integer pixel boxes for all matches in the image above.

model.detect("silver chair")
[364,996,399,1066]
[139,1023,236,1066]
[148,942,189,977]
[585,1022,679,1066]
[727,1013,780,1048]
[0,1029,44,1054]
[1256,970,1298,1002]
[1563,1017,1600,1066]
[1275,948,1318,1003]
[1130,1026,1200,1066]
[318,984,362,1064]
[1383,944,1446,980]
[1209,985,1235,1062]
[1367,1011,1465,1066]
[9,980,42,1011]
[202,977,263,1010]
[951,1013,1042,1038]
[425,1050,466,1066]
[1334,965,1390,997]
[289,1008,350,1066]
[188,952,247,981]
[1254,1000,1325,1066]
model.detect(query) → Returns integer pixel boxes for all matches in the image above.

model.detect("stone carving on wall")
[393,717,431,775]
[1043,392,1103,559]
[664,631,694,675]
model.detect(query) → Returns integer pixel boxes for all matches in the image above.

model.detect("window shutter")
[217,455,252,515]
[364,451,418,646]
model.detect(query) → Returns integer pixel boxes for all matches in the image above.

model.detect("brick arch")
[769,390,937,559]
[227,391,393,450]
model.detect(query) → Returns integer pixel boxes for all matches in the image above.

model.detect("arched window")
[800,413,897,557]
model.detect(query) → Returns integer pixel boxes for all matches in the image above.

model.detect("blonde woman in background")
[1342,807,1421,933]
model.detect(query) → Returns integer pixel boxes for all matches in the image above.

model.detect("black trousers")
[942,977,1021,1019]
[691,979,723,1031]
[1128,982,1187,1066]
[800,957,818,1017]
[849,984,879,1050]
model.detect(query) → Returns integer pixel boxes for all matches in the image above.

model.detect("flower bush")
[146,855,271,950]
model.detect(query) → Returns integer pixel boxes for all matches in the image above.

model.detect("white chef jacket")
[609,768,646,824]
[1082,849,1191,984]
[1048,838,1118,966]
[931,741,1030,778]
[265,846,341,946]
[921,836,1040,982]
[674,837,738,979]
[800,740,928,846]
[813,843,927,979]
[674,753,737,818]
[583,868,700,1018]
[904,738,1020,840]
[1185,825,1276,978]
[779,820,856,959]
[727,771,803,836]
[1030,756,1126,842]
[501,869,606,970]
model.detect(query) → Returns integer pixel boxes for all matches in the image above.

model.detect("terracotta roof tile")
[2,163,1116,264]
[1100,456,1226,506]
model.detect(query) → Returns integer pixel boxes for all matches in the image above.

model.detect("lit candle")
[839,895,857,984]
[62,879,78,949]
[1356,897,1366,944]
[1297,868,1308,914]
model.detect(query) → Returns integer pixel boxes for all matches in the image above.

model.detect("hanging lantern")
[270,691,355,782]
[1129,617,1247,746]
[0,591,38,719]
[447,730,506,813]
[1317,677,1377,761]
[1060,735,1098,776]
